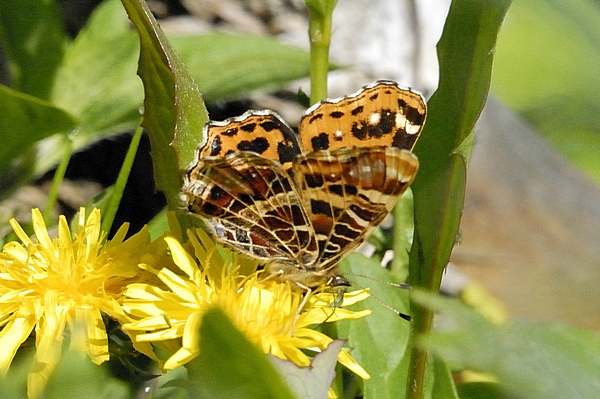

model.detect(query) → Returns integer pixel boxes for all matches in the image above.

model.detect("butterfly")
[182,80,426,291]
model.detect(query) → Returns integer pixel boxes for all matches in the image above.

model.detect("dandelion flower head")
[0,208,162,398]
[123,229,371,380]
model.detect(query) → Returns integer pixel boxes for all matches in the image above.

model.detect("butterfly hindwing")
[292,146,419,269]
[184,151,319,264]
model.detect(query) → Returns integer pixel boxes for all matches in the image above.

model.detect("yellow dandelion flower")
[123,232,371,381]
[0,208,162,399]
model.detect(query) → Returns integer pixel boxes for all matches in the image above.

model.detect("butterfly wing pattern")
[182,80,426,289]
[293,147,419,272]
[186,151,319,266]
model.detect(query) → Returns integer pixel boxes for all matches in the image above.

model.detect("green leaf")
[430,354,460,399]
[171,34,312,102]
[49,0,141,135]
[44,351,129,399]
[0,84,77,189]
[0,347,32,398]
[407,0,512,398]
[338,253,412,399]
[147,209,170,240]
[410,0,513,288]
[456,382,505,399]
[0,0,66,99]
[412,291,600,399]
[149,367,188,399]
[186,307,297,399]
[121,0,208,220]
[34,0,143,176]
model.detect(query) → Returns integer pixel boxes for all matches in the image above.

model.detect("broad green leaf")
[186,307,297,399]
[491,0,600,183]
[412,291,600,399]
[171,34,312,103]
[34,0,143,176]
[407,0,512,398]
[492,0,600,114]
[0,84,77,190]
[0,347,32,398]
[456,382,504,399]
[44,351,128,399]
[148,367,188,399]
[0,0,66,99]
[49,0,141,137]
[338,253,411,399]
[121,0,208,221]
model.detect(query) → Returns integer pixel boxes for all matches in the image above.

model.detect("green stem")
[43,132,74,224]
[406,305,434,399]
[101,122,144,234]
[307,2,335,103]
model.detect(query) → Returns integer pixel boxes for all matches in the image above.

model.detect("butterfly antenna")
[346,274,412,321]
[349,273,412,291]
[368,290,412,322]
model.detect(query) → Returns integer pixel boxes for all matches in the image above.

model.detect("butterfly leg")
[291,282,313,334]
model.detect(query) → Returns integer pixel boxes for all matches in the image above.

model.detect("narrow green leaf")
[0,0,66,99]
[430,354,460,399]
[186,307,297,399]
[0,84,77,181]
[407,1,512,398]
[171,34,312,102]
[410,0,513,288]
[121,0,208,217]
[413,291,600,399]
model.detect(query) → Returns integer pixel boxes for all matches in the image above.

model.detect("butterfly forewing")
[299,80,426,153]
[292,147,419,270]
[198,110,302,168]
[183,152,319,264]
